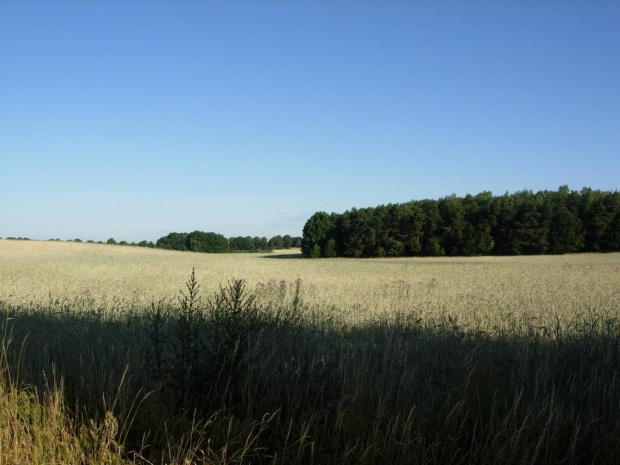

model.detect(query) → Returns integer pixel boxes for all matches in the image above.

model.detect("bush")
[145,270,273,411]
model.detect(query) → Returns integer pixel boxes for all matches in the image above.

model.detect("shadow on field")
[261,252,305,259]
[2,296,620,465]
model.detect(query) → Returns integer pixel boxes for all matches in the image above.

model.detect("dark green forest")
[7,233,304,253]
[155,231,302,253]
[301,186,620,258]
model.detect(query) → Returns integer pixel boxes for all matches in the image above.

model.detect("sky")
[1,1,618,242]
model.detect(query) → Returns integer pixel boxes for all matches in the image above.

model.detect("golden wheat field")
[2,239,619,329]
[2,239,620,464]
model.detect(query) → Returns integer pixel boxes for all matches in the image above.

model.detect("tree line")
[301,186,620,258]
[155,231,302,253]
[2,234,303,254]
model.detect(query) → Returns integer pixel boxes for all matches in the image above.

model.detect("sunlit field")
[1,239,619,464]
[2,239,619,328]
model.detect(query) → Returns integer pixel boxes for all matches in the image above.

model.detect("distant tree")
[605,192,620,250]
[438,195,466,256]
[229,237,242,251]
[119,241,129,246]
[269,235,284,249]
[580,188,619,252]
[74,238,82,242]
[107,238,117,245]
[87,240,94,243]
[339,208,374,257]
[462,225,495,256]
[302,212,335,256]
[425,236,445,256]
[230,236,255,251]
[257,237,269,250]
[292,237,302,248]
[385,237,405,256]
[241,236,254,251]
[417,201,441,256]
[251,236,269,251]
[548,206,583,254]
[156,232,188,250]
[250,237,259,251]
[309,243,321,258]
[508,191,549,255]
[324,238,338,257]
[392,201,424,255]
[461,192,496,256]
[283,234,293,249]
[187,231,229,253]
[547,187,584,254]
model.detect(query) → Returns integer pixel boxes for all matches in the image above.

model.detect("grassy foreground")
[1,240,619,463]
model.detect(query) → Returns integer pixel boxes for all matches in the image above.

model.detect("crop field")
[2,239,619,326]
[1,239,619,464]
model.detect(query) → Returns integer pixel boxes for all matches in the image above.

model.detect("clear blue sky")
[1,1,618,242]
